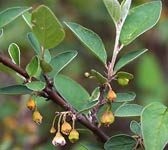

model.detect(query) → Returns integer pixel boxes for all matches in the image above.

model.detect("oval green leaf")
[103,0,121,25]
[49,51,77,77]
[115,92,136,102]
[40,59,52,73]
[78,100,99,115]
[0,6,32,28]
[64,21,107,65]
[0,85,32,95]
[114,49,148,72]
[121,0,132,24]
[104,134,136,150]
[26,56,39,77]
[141,102,168,150]
[80,143,102,150]
[116,71,133,79]
[27,32,42,56]
[130,120,142,137]
[120,1,162,45]
[44,49,51,63]
[25,81,46,91]
[54,75,90,111]
[91,69,107,85]
[8,43,20,66]
[114,104,143,117]
[90,87,100,101]
[0,29,3,38]
[32,5,65,49]
[22,11,32,28]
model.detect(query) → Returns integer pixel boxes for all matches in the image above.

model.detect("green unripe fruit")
[117,78,129,86]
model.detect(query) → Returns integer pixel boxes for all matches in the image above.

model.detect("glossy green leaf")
[44,49,51,63]
[130,120,142,137]
[79,143,102,150]
[27,32,42,56]
[54,75,90,110]
[78,100,99,114]
[91,69,107,85]
[32,5,65,49]
[0,7,32,28]
[64,22,107,65]
[103,0,121,25]
[0,85,32,95]
[40,59,52,73]
[8,43,20,66]
[115,92,136,102]
[90,87,100,101]
[22,11,32,28]
[114,104,143,117]
[120,1,162,45]
[141,102,168,150]
[25,81,46,91]
[121,0,132,24]
[49,51,77,77]
[0,29,3,38]
[104,134,136,150]
[26,56,39,77]
[116,71,133,79]
[114,49,148,72]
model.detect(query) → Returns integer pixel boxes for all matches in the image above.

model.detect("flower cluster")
[26,96,43,125]
[50,111,79,146]
[100,84,116,126]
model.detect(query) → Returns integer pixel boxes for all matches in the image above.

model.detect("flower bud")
[84,72,90,78]
[32,110,43,125]
[106,89,116,102]
[117,78,129,86]
[26,97,36,110]
[61,121,72,135]
[52,132,66,146]
[50,126,56,134]
[68,129,79,143]
[100,110,115,126]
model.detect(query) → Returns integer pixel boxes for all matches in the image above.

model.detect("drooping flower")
[50,126,56,134]
[52,132,66,146]
[100,110,115,126]
[32,110,43,125]
[106,89,116,102]
[61,121,72,135]
[68,129,79,143]
[26,97,36,110]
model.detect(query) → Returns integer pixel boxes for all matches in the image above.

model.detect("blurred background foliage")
[0,0,168,149]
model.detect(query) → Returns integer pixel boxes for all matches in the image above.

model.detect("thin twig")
[0,54,109,143]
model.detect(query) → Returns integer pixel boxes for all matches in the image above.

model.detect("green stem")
[57,113,63,132]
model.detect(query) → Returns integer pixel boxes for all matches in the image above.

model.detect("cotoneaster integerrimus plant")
[0,0,167,150]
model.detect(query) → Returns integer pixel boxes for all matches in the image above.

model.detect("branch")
[0,54,109,143]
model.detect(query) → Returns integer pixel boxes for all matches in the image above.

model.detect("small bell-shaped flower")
[52,132,66,146]
[100,109,115,126]
[61,121,72,135]
[32,110,43,125]
[106,88,116,102]
[50,126,56,134]
[68,129,79,143]
[26,97,36,110]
